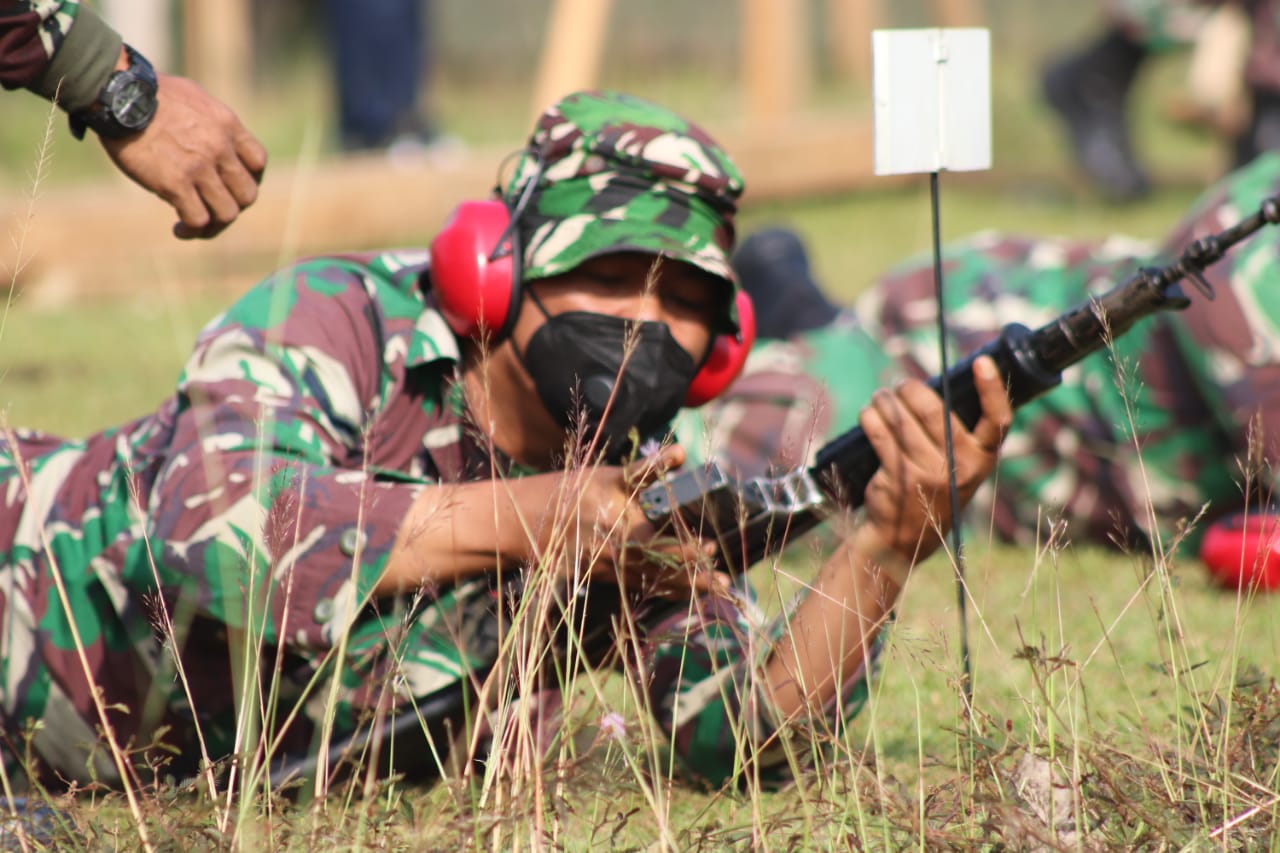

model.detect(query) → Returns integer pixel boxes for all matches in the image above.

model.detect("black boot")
[1042,28,1152,202]
[1233,88,1280,167]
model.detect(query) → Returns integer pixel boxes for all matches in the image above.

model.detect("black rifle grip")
[814,323,1062,502]
[927,323,1066,427]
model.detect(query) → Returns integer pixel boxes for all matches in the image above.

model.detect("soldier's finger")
[175,220,229,240]
[609,558,690,599]
[218,153,261,209]
[195,168,242,230]
[647,559,728,599]
[874,382,954,470]
[623,443,685,489]
[891,379,953,452]
[234,126,269,179]
[861,392,910,485]
[622,538,721,595]
[969,356,1013,453]
[168,182,212,236]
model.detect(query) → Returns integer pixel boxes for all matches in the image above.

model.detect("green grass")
[3,14,1279,850]
[42,540,1274,850]
[6,186,1278,848]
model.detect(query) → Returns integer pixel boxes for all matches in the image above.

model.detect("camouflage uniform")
[685,153,1280,554]
[0,91,872,791]
[0,1,126,112]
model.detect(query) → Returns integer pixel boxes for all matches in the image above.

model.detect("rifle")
[640,196,1280,574]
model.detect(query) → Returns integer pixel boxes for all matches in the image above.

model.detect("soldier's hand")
[859,355,1012,562]
[99,74,268,239]
[568,444,728,598]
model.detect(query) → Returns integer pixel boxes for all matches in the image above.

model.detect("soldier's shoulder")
[284,250,431,298]
[222,251,431,327]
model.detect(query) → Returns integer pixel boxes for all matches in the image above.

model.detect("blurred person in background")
[0,89,1010,792]
[683,152,1280,561]
[1043,0,1280,202]
[325,0,457,161]
[0,0,267,238]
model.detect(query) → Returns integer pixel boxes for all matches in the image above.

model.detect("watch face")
[110,80,158,130]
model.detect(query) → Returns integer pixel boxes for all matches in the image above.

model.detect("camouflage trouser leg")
[275,577,502,782]
[1156,152,1280,510]
[0,432,168,790]
[3,555,883,791]
[639,584,882,788]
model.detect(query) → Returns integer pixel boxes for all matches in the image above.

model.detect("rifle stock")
[642,196,1280,573]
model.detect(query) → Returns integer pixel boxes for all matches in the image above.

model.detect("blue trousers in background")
[325,0,432,149]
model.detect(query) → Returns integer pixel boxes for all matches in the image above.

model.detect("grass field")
[3,7,1280,850]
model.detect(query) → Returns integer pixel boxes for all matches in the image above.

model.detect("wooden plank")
[3,118,899,300]
[933,0,983,27]
[3,151,501,302]
[741,0,809,122]
[827,0,882,83]
[2,120,1218,304]
[530,0,614,120]
[181,0,251,106]
[102,0,173,70]
[724,116,887,199]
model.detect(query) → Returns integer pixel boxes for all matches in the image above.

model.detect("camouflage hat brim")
[520,176,736,285]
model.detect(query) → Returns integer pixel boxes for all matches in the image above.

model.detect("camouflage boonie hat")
[505,90,746,326]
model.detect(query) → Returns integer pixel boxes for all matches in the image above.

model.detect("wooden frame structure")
[3,0,983,299]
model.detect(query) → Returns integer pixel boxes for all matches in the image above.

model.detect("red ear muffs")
[429,200,522,339]
[1200,510,1280,591]
[685,289,756,407]
[431,202,751,405]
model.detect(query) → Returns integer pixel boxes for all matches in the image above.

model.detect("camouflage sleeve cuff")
[30,5,122,112]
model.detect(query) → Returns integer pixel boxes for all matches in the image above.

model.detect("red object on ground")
[1199,511,1280,591]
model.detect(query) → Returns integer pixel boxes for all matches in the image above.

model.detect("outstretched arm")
[379,443,722,598]
[762,355,1011,719]
[2,2,266,238]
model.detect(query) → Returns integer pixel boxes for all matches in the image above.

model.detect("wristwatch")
[69,45,159,141]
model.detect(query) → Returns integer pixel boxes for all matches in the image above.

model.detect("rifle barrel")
[676,194,1280,571]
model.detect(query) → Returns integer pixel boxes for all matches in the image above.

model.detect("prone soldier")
[684,152,1280,557]
[0,90,1011,790]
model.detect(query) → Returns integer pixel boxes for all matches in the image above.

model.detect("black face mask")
[521,309,699,459]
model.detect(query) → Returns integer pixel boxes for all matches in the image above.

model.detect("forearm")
[379,473,563,594]
[758,354,1008,714]
[762,520,908,719]
[640,518,908,788]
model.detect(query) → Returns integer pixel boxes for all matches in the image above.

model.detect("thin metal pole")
[929,170,973,710]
